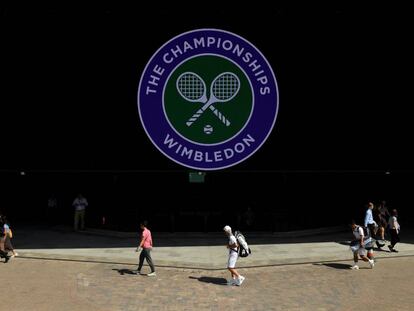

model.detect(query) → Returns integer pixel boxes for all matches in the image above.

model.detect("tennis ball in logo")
[164,55,253,145]
[203,124,213,135]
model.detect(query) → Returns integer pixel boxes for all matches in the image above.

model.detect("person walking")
[223,225,245,285]
[388,209,400,253]
[0,216,11,263]
[364,202,378,237]
[73,193,88,231]
[363,202,380,258]
[350,220,375,270]
[135,220,156,276]
[377,200,390,242]
[2,216,18,257]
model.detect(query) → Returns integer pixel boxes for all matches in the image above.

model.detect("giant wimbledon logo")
[138,29,279,170]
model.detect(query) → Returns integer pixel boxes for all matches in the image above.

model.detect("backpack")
[234,230,251,257]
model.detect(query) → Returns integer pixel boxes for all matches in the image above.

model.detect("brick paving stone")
[2,256,414,310]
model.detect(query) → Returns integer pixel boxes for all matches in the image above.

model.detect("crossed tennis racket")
[176,72,240,127]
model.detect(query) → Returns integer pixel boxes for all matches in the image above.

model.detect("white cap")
[223,225,232,233]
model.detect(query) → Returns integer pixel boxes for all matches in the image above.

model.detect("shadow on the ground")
[336,241,351,246]
[336,241,398,254]
[113,268,137,275]
[314,263,351,270]
[189,276,228,285]
[10,225,414,249]
[375,247,391,252]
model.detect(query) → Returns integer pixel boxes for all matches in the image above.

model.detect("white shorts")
[227,250,238,268]
[351,246,367,256]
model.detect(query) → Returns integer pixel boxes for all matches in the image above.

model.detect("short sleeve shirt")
[388,216,400,230]
[141,228,153,249]
[364,209,374,227]
[73,198,88,211]
[228,235,238,252]
[353,226,364,240]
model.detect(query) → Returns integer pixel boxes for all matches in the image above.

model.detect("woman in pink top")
[135,220,156,276]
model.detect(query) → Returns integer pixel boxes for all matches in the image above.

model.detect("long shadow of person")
[189,276,228,285]
[112,268,137,275]
[313,263,352,270]
[336,241,352,246]
[374,246,389,252]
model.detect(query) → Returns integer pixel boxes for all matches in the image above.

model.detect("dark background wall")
[1,5,413,231]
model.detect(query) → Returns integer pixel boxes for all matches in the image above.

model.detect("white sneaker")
[238,275,245,285]
[369,259,375,268]
[147,272,156,277]
[351,264,359,270]
[227,279,236,286]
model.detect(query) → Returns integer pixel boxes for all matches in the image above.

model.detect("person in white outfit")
[223,225,245,286]
[350,220,375,270]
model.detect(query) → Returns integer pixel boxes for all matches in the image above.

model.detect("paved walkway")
[3,225,414,310]
[10,225,414,269]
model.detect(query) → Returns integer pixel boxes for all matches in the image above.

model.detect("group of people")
[131,221,245,286]
[0,214,18,263]
[1,213,245,287]
[5,198,402,281]
[2,192,89,263]
[350,201,401,270]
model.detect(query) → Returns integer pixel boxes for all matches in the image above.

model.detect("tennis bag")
[234,230,251,257]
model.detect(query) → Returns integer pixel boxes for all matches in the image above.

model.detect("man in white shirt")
[73,194,88,231]
[364,202,378,238]
[350,220,375,270]
[388,209,400,252]
[223,225,245,286]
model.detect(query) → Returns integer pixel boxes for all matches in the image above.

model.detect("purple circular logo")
[138,29,279,170]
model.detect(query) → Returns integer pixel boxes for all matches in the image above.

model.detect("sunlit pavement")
[12,226,414,268]
[2,256,414,310]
